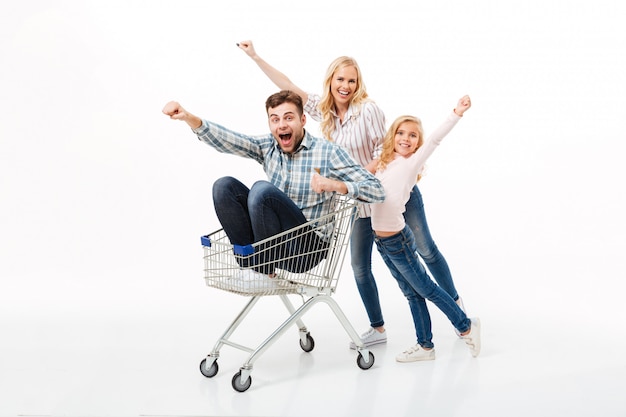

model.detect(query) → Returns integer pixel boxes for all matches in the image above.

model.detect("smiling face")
[330,65,358,107]
[394,121,422,157]
[267,102,306,154]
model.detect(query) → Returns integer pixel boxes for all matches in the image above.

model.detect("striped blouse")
[304,93,386,218]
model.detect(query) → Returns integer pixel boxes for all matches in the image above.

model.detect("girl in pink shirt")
[369,96,481,362]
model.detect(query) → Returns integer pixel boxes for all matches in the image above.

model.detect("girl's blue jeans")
[350,185,459,328]
[374,225,470,348]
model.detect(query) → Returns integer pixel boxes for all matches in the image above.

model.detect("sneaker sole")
[396,352,435,363]
[349,338,387,350]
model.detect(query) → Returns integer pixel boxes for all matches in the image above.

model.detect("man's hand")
[162,101,186,120]
[311,171,348,195]
[162,101,202,129]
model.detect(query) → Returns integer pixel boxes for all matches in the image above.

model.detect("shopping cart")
[198,194,375,392]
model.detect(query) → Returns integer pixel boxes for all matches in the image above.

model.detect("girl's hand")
[364,159,379,174]
[454,95,472,116]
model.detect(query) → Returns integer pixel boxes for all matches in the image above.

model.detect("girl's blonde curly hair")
[377,115,425,182]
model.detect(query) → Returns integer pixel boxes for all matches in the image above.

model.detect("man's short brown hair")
[265,90,304,115]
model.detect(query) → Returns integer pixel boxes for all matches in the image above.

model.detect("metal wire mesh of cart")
[201,194,358,296]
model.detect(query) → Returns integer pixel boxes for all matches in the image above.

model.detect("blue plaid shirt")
[193,120,385,222]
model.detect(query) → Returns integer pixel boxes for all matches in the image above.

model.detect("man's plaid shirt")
[193,120,385,223]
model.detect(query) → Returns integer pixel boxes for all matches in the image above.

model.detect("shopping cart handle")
[233,244,255,256]
[200,235,212,247]
[200,235,254,255]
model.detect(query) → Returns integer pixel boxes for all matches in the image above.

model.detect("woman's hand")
[237,40,257,58]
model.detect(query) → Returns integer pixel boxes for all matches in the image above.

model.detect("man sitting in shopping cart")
[162,90,385,283]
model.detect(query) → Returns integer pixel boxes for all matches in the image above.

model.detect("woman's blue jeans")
[350,184,459,328]
[212,176,327,274]
[374,225,470,348]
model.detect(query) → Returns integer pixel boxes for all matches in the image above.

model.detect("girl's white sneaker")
[395,344,435,363]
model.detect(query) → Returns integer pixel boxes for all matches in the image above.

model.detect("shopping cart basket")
[198,194,375,392]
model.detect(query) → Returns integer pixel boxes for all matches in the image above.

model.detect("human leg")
[348,216,387,349]
[212,176,254,246]
[213,177,308,244]
[376,226,471,335]
[350,216,384,329]
[375,240,436,362]
[247,180,327,273]
[404,185,459,300]
[247,180,309,241]
[375,234,433,348]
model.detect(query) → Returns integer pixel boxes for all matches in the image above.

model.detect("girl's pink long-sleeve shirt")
[371,112,462,233]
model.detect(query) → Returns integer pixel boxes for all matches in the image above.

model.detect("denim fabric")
[212,176,327,274]
[350,216,384,328]
[374,225,470,348]
[404,185,459,301]
[349,185,459,329]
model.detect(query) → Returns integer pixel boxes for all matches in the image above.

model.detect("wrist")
[189,116,203,130]
[453,108,463,117]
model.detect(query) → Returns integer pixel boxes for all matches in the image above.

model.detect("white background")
[1,1,625,416]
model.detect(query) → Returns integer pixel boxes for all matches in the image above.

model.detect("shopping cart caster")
[199,358,219,378]
[356,351,375,370]
[299,332,315,352]
[232,370,252,392]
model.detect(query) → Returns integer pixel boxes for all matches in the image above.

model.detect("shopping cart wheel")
[232,371,252,392]
[299,333,315,352]
[199,358,218,378]
[356,351,375,370]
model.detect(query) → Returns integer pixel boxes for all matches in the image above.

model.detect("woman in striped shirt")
[238,40,466,348]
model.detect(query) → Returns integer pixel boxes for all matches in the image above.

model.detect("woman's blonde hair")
[378,115,425,181]
[318,56,369,141]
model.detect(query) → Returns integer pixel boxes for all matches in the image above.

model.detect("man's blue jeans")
[374,225,470,348]
[350,185,459,329]
[212,176,328,274]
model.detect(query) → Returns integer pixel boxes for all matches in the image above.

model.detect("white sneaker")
[461,317,481,357]
[231,269,278,291]
[349,327,387,350]
[456,297,466,314]
[396,344,435,363]
[454,297,466,338]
